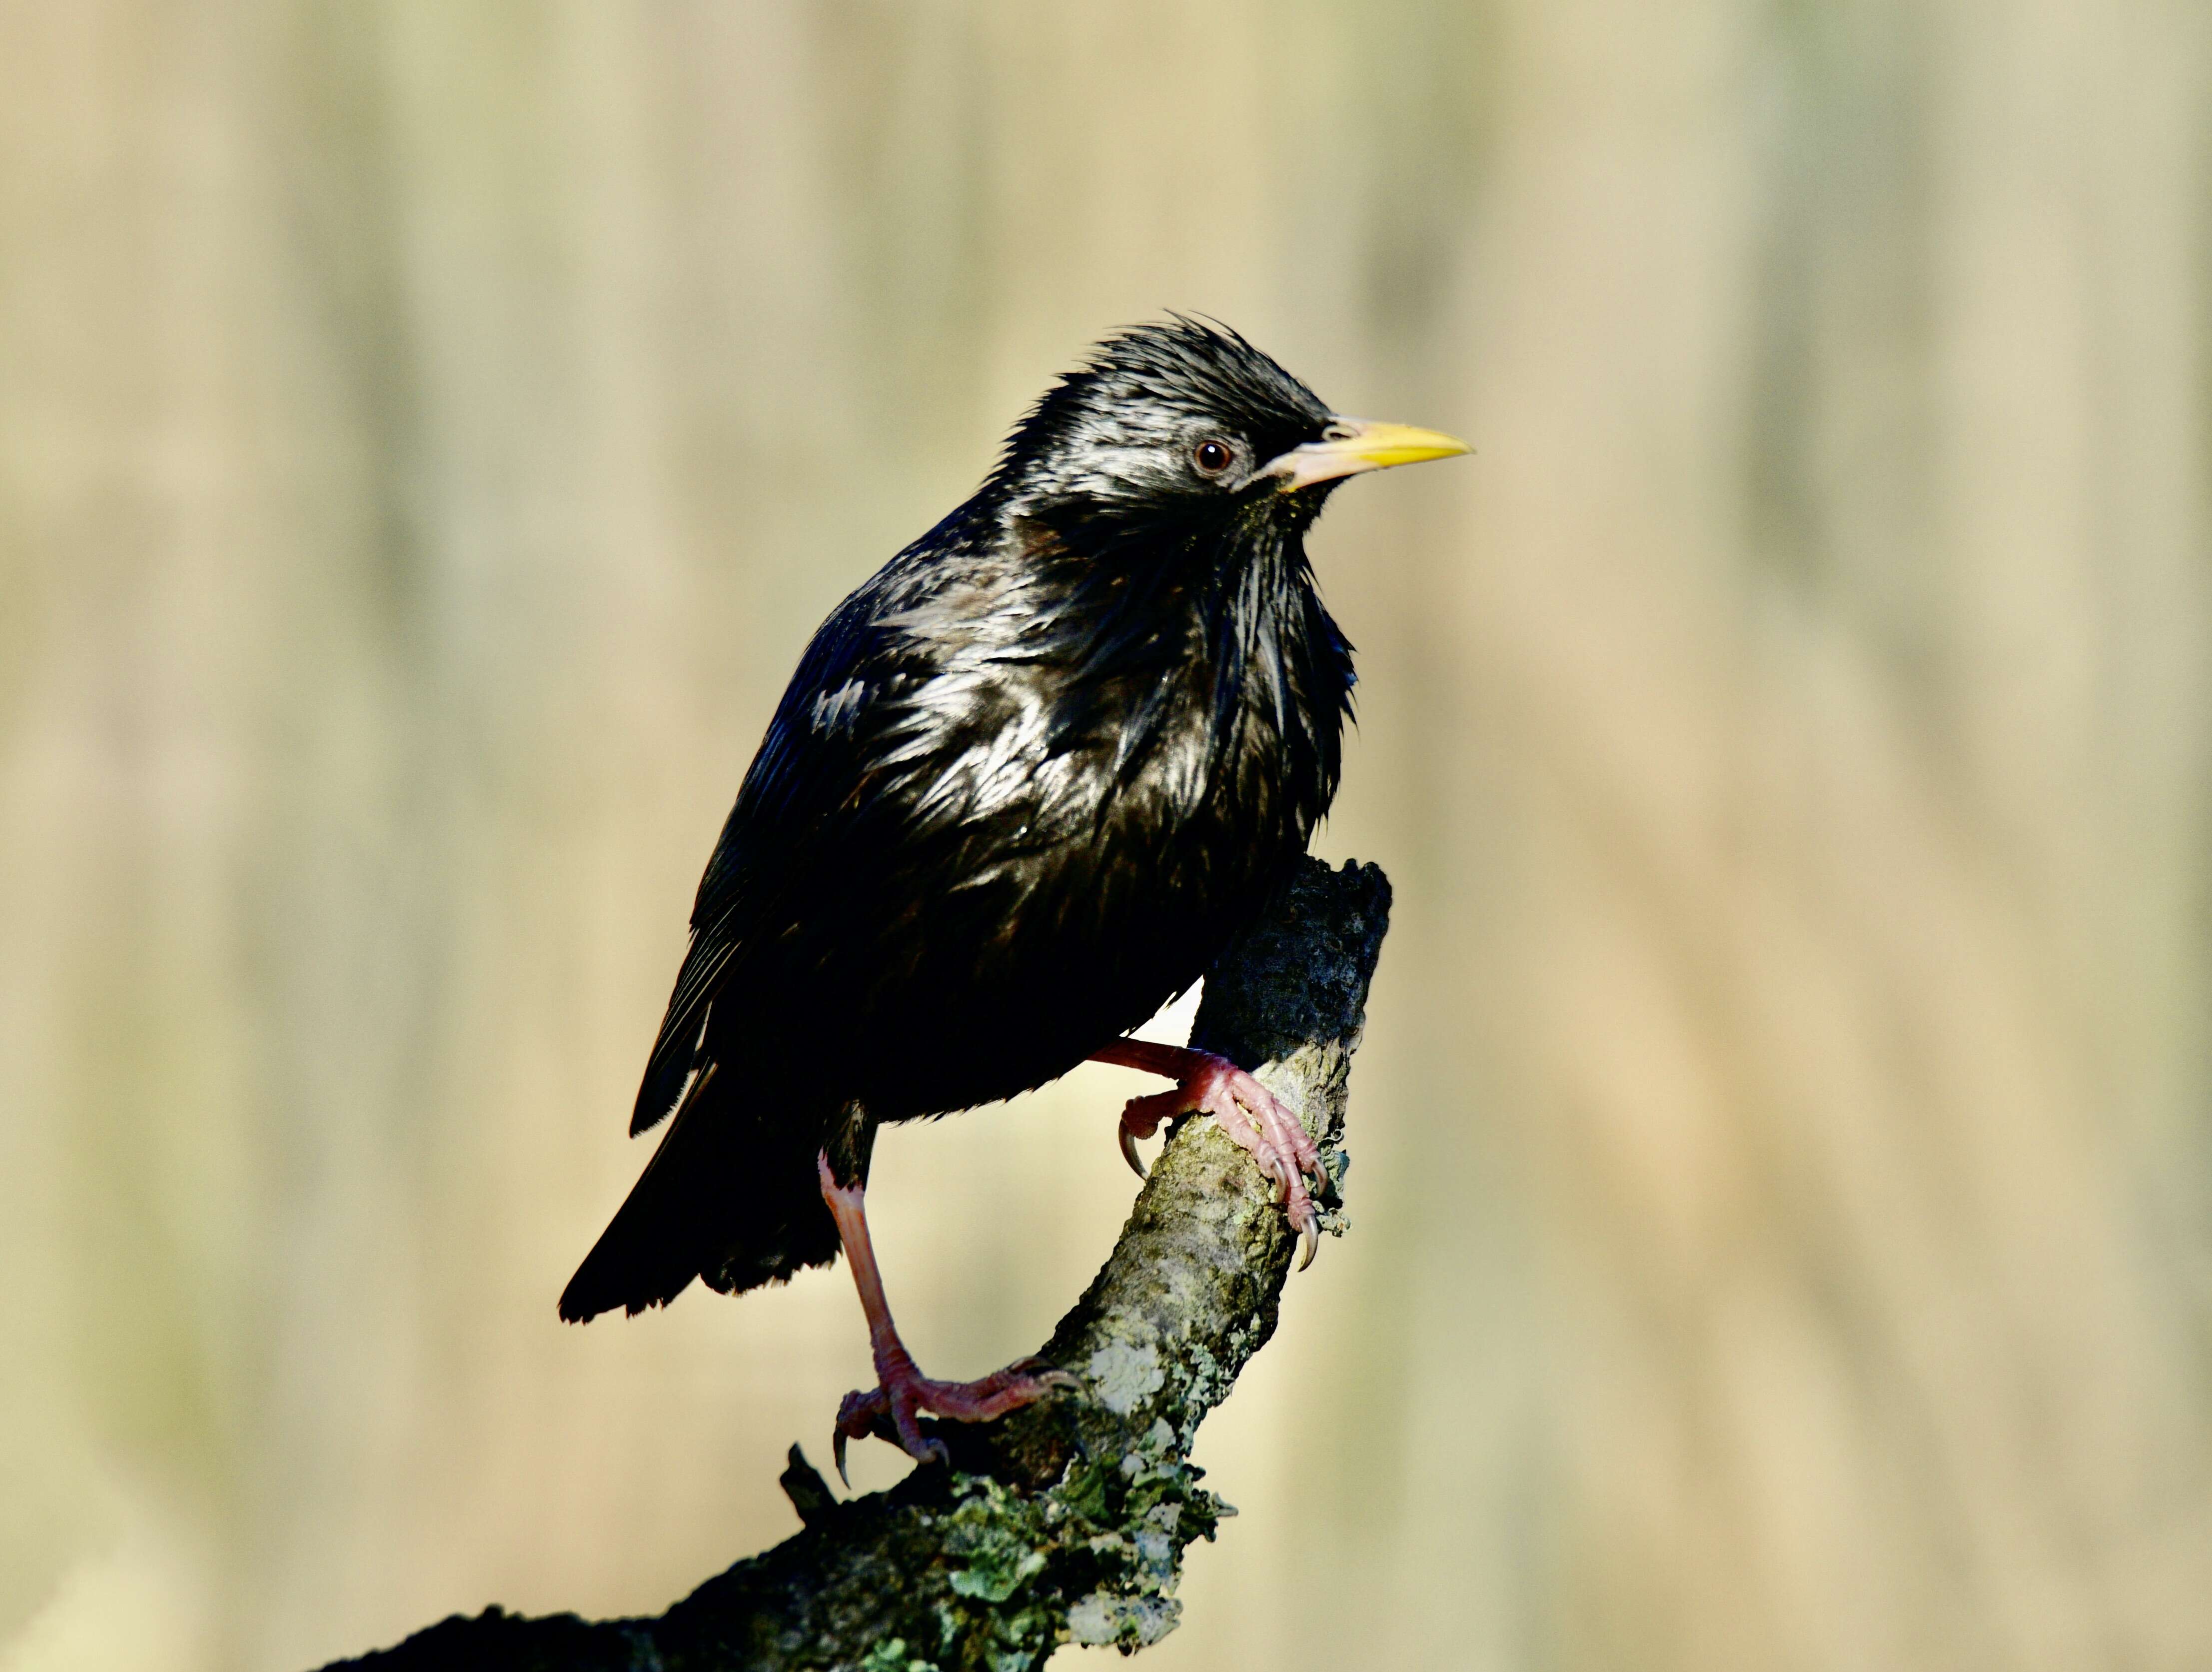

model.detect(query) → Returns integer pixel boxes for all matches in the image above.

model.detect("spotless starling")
[560,318,1467,1473]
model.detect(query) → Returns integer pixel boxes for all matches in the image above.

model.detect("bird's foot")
[1112,1047,1326,1271]
[832,1349,1078,1484]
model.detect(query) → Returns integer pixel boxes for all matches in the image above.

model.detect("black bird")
[560,318,1466,1472]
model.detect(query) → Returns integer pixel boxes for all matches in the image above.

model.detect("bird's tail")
[559,1068,842,1322]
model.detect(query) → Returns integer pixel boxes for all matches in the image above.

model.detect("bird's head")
[989,317,1468,540]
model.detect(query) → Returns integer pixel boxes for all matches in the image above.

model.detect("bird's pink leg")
[817,1153,1074,1483]
[1090,1038,1326,1270]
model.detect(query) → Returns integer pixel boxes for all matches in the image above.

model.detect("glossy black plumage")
[560,319,1363,1322]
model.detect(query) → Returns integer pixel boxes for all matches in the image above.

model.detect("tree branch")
[321,856,1392,1672]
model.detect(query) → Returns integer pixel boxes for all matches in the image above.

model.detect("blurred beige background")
[4,2,2211,1669]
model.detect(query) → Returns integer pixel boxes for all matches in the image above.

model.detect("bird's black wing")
[624,506,1073,1133]
[625,499,1229,1142]
[627,566,922,1136]
[564,518,1098,1318]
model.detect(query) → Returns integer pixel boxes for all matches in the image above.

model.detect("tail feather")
[560,1069,840,1322]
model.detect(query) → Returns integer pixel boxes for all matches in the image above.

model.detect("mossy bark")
[321,857,1391,1672]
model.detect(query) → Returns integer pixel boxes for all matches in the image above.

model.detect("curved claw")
[1119,1123,1148,1181]
[1100,1044,1330,1277]
[1009,1357,1085,1394]
[832,1356,1074,1476]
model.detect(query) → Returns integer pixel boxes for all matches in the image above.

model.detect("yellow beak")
[1261,416,1472,493]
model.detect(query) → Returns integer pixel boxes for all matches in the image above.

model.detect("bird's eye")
[1192,438,1234,476]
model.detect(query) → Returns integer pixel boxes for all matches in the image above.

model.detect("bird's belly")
[841,807,1299,1119]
